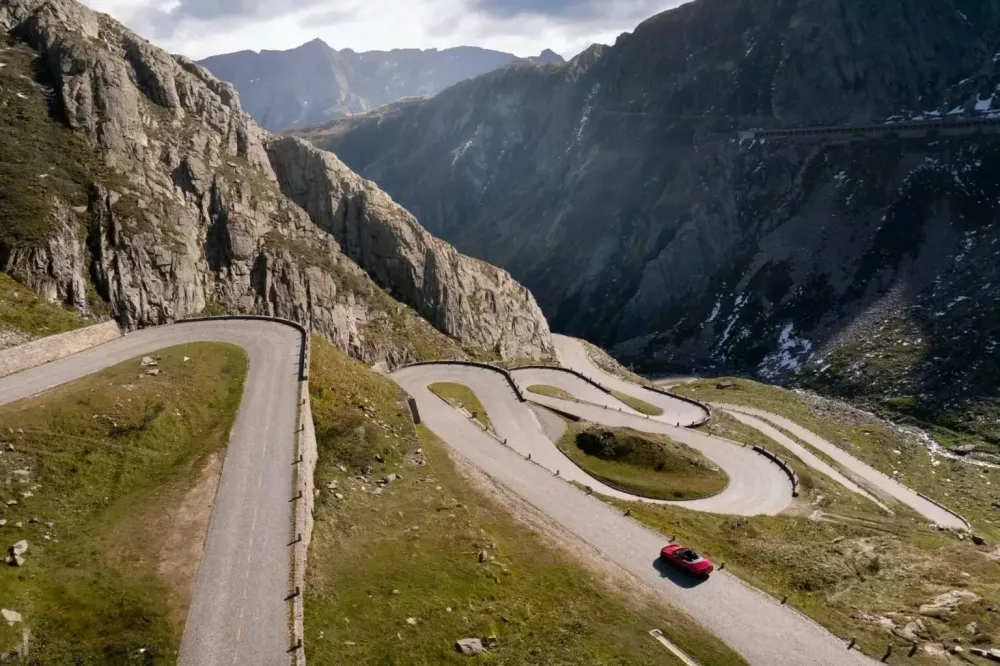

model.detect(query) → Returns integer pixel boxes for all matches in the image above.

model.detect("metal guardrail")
[916,492,973,531]
[641,384,712,427]
[511,363,712,427]
[752,445,800,497]
[398,360,525,402]
[511,365,614,394]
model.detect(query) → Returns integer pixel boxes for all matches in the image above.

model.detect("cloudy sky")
[81,0,689,61]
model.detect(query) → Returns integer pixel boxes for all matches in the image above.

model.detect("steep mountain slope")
[198,40,564,131]
[0,0,553,366]
[298,0,1000,449]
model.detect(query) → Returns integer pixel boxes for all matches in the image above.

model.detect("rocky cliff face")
[298,0,1000,447]
[266,137,552,361]
[198,40,564,132]
[0,0,553,366]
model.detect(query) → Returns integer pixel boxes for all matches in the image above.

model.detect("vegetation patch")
[428,382,492,432]
[609,389,664,416]
[0,343,248,662]
[557,423,727,500]
[304,337,747,666]
[0,40,102,249]
[526,384,576,401]
[0,274,90,342]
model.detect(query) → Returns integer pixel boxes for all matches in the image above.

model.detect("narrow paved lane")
[393,364,876,666]
[0,321,301,666]
[716,404,969,530]
[553,335,707,426]
[405,365,790,514]
[721,409,891,512]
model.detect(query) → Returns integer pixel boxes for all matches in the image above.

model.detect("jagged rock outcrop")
[0,0,553,365]
[266,137,552,361]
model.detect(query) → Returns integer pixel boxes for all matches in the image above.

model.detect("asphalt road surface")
[392,362,876,666]
[721,408,891,512]
[0,320,301,666]
[716,404,969,530]
[552,334,708,426]
[416,365,791,514]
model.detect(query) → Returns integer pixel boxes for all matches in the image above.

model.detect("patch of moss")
[0,40,102,249]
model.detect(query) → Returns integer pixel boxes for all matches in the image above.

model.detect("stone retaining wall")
[0,320,121,379]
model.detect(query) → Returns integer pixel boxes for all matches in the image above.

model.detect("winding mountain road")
[0,320,301,666]
[552,334,708,426]
[549,334,967,530]
[716,404,969,530]
[392,363,875,666]
[720,409,890,512]
[2,318,926,666]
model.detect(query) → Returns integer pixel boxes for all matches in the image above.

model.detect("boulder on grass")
[456,638,484,656]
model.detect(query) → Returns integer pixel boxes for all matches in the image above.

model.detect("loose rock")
[919,590,981,619]
[455,638,485,656]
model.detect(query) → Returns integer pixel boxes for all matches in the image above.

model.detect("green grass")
[0,273,90,339]
[675,377,999,537]
[595,378,1000,663]
[527,384,577,401]
[0,343,248,662]
[304,337,747,666]
[609,389,664,416]
[0,39,102,249]
[429,382,493,432]
[556,423,728,500]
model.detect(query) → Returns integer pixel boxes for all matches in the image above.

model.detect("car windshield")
[676,549,701,562]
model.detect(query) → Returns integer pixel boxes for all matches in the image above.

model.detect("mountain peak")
[538,49,563,61]
[200,42,538,131]
[529,48,565,64]
[298,37,332,51]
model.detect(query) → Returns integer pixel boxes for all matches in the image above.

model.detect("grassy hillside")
[0,38,100,249]
[0,343,248,662]
[304,337,747,665]
[429,382,493,431]
[557,423,727,500]
[0,274,90,346]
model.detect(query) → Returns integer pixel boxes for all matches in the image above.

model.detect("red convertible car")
[660,544,714,576]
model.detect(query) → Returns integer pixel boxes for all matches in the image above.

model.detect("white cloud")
[79,0,689,61]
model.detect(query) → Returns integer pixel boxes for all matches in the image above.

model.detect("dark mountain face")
[295,0,1000,449]
[198,40,565,131]
[530,49,564,64]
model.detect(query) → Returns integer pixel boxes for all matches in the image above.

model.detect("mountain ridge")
[198,39,565,131]
[0,0,554,367]
[294,0,1000,450]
